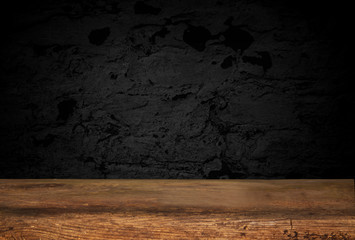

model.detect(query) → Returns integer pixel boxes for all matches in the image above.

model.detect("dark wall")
[0,0,353,178]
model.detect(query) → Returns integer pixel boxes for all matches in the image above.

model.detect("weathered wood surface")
[0,179,354,239]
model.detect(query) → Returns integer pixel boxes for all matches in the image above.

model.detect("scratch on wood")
[290,219,293,230]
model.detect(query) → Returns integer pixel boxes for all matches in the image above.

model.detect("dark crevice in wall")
[183,25,212,52]
[88,27,111,46]
[57,99,77,122]
[242,51,272,72]
[134,1,161,15]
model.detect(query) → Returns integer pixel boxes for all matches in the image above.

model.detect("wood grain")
[0,179,354,239]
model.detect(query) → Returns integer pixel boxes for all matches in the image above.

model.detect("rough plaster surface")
[0,0,353,178]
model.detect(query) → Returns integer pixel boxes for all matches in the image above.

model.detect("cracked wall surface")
[0,0,353,178]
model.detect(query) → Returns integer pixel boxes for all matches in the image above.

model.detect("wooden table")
[0,179,354,239]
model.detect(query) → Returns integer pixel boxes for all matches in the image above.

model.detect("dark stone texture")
[0,0,353,179]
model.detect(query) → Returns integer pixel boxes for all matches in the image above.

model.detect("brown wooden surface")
[0,179,354,239]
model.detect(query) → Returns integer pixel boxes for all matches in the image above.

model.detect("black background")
[1,0,354,178]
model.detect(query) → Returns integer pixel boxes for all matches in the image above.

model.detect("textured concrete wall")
[0,0,353,178]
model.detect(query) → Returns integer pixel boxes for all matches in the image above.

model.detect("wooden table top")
[0,179,354,239]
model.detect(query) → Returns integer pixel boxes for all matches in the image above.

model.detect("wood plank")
[0,179,354,239]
